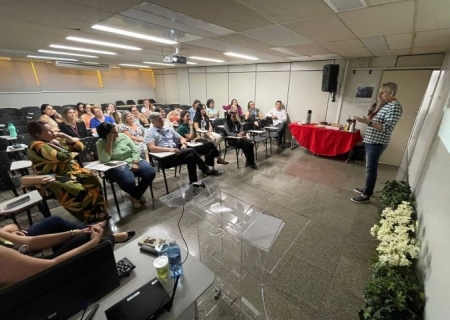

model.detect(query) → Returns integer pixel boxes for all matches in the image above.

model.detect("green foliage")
[360,180,425,319]
[359,264,425,320]
[379,181,416,218]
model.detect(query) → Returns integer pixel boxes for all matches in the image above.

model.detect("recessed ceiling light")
[66,36,142,51]
[119,64,151,68]
[324,0,367,13]
[92,25,177,45]
[223,52,258,60]
[38,50,98,58]
[361,36,389,52]
[49,44,116,55]
[271,47,299,56]
[143,61,175,66]
[189,56,224,63]
[0,56,11,60]
[186,62,198,65]
[27,55,78,61]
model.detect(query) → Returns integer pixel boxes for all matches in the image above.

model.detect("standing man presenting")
[351,82,402,203]
[266,100,288,149]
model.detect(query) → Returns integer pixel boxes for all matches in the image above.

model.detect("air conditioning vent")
[55,61,110,71]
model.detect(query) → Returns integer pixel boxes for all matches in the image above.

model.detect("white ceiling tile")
[339,1,414,37]
[284,15,355,42]
[416,0,450,32]
[412,46,450,55]
[133,3,233,36]
[414,29,450,48]
[311,54,342,60]
[370,49,412,56]
[386,33,412,49]
[286,56,317,61]
[67,0,143,12]
[236,0,334,23]
[365,0,405,6]
[321,39,373,57]
[147,0,273,32]
[212,34,273,50]
[286,43,334,56]
[242,25,312,47]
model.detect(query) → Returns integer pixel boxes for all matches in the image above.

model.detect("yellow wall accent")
[97,70,103,88]
[30,62,40,87]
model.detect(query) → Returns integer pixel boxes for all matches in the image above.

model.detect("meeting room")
[1,0,450,319]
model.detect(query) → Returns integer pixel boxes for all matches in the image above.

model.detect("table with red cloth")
[288,123,362,157]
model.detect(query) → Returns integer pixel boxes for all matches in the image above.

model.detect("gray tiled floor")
[0,145,397,319]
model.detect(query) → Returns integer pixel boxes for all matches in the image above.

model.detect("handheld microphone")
[368,101,377,116]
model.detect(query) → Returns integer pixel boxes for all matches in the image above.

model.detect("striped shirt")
[363,100,402,145]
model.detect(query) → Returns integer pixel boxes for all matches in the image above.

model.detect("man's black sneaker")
[206,169,223,176]
[351,195,370,203]
[353,187,365,194]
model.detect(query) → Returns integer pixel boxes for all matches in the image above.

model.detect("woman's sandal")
[217,159,229,165]
[116,231,136,243]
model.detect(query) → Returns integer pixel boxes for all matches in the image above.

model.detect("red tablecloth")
[289,123,362,156]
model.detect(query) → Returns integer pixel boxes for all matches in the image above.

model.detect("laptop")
[0,241,120,320]
[105,275,180,320]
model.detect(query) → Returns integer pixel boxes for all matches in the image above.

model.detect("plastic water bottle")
[201,119,206,130]
[167,239,183,278]
[156,240,168,257]
[8,123,17,137]
[306,110,312,124]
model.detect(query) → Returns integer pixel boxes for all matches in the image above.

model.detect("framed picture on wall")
[354,84,375,105]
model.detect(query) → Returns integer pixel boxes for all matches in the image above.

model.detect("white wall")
[410,51,450,320]
[154,59,346,124]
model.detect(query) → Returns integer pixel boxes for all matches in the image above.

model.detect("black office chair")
[149,99,156,104]
[180,105,190,110]
[20,106,40,116]
[0,138,9,151]
[17,134,33,147]
[116,100,126,106]
[137,99,144,104]
[126,100,136,105]
[1,108,22,116]
[243,122,267,160]
[148,153,182,195]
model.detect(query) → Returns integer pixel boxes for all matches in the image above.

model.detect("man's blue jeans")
[364,143,387,197]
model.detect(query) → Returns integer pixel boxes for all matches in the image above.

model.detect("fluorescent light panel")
[49,44,116,55]
[66,36,142,51]
[223,52,258,60]
[143,61,175,66]
[361,36,389,52]
[189,56,224,63]
[324,0,367,13]
[271,47,299,56]
[38,50,98,58]
[92,25,177,45]
[119,64,150,68]
[27,55,78,61]
[186,62,198,65]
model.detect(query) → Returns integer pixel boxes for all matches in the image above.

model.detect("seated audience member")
[206,98,219,121]
[0,223,104,285]
[96,122,155,209]
[81,103,94,129]
[58,107,89,138]
[130,105,149,126]
[193,105,223,148]
[223,112,258,169]
[75,102,85,120]
[245,101,263,128]
[118,111,148,161]
[103,103,120,124]
[222,99,243,117]
[166,109,181,124]
[141,99,154,119]
[266,100,288,148]
[154,107,175,128]
[90,106,115,134]
[39,104,61,132]
[1,216,134,259]
[189,99,201,119]
[27,121,110,223]
[178,110,228,165]
[145,112,223,184]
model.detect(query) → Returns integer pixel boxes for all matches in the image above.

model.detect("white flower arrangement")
[370,201,420,267]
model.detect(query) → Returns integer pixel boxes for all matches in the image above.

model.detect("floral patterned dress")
[27,139,109,223]
[118,123,147,159]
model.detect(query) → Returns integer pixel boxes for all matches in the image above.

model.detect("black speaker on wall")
[322,64,339,93]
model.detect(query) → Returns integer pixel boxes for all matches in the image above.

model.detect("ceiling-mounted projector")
[163,54,187,64]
